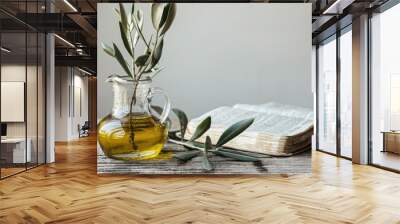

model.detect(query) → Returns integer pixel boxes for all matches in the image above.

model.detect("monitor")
[1,123,7,137]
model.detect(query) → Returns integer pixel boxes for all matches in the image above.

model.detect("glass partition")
[0,1,46,179]
[0,31,27,178]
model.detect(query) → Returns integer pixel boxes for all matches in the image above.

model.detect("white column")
[352,14,369,164]
[46,32,55,163]
[312,45,317,150]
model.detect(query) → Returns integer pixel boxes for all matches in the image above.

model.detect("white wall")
[55,67,69,141]
[1,65,32,138]
[55,67,89,141]
[98,3,312,119]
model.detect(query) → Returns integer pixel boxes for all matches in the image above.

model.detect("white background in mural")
[98,3,312,118]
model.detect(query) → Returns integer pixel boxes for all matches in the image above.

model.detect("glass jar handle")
[146,87,171,124]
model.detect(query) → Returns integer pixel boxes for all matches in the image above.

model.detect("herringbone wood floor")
[1,136,400,224]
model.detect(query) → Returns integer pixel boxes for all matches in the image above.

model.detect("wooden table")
[97,143,311,175]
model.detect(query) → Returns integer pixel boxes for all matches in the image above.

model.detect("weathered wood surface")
[97,143,311,175]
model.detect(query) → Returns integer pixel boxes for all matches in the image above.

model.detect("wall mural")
[97,3,312,175]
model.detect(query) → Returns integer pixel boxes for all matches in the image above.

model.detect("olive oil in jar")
[98,75,171,160]
[98,113,168,160]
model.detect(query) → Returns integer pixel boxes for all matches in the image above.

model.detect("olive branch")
[165,108,270,172]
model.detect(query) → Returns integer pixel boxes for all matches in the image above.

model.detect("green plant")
[102,3,176,147]
[102,3,176,82]
[168,110,270,172]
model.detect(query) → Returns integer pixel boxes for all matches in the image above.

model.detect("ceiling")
[0,0,393,75]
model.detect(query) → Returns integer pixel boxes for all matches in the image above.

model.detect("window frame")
[315,24,353,161]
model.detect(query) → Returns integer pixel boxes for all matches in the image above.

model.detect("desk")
[382,131,400,155]
[1,138,31,163]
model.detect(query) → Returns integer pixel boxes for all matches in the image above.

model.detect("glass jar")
[98,75,171,160]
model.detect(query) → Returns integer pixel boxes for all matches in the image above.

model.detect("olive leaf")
[201,136,213,171]
[218,148,270,158]
[151,3,165,31]
[151,3,176,34]
[113,43,133,78]
[205,136,213,149]
[159,3,176,35]
[131,3,135,21]
[216,118,255,147]
[119,22,133,56]
[213,150,260,162]
[191,141,205,148]
[119,3,129,31]
[119,3,128,30]
[152,38,164,66]
[135,54,150,67]
[133,9,143,47]
[101,43,115,57]
[180,142,202,151]
[158,5,170,30]
[190,116,211,141]
[172,108,188,141]
[174,151,200,162]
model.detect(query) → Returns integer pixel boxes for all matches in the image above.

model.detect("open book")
[185,102,314,156]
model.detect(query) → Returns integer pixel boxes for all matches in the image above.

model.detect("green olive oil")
[98,113,167,160]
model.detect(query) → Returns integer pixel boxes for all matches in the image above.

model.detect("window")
[317,36,337,154]
[316,26,353,159]
[370,3,400,171]
[389,74,400,130]
[339,28,352,158]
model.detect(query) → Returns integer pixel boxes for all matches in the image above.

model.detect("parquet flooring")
[1,136,400,224]
[1,167,26,178]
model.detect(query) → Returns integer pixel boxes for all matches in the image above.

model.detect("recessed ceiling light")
[78,67,92,76]
[63,0,78,12]
[54,34,75,48]
[322,0,354,15]
[1,47,11,53]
